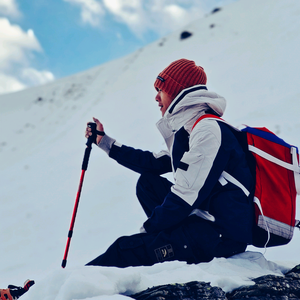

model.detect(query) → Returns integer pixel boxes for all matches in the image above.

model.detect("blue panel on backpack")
[241,127,298,153]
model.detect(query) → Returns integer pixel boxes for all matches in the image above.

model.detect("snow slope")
[1,0,300,299]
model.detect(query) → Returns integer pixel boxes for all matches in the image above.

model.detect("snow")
[1,0,300,299]
[21,252,290,300]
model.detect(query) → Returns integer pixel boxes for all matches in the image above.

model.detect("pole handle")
[82,146,92,171]
[86,122,105,148]
[86,123,96,148]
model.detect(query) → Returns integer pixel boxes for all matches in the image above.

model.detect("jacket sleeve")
[143,120,230,233]
[98,134,172,175]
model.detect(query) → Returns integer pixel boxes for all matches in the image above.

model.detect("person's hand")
[85,117,104,144]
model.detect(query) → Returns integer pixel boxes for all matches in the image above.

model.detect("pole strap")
[96,130,105,136]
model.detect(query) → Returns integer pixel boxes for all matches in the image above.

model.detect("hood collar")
[168,85,208,114]
[156,85,227,133]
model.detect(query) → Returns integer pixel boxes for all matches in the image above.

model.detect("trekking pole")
[61,122,104,268]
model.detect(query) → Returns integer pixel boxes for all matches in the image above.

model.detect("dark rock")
[285,264,300,278]
[227,264,300,299]
[180,31,193,40]
[211,8,221,14]
[227,274,300,299]
[131,281,226,300]
[130,264,300,300]
[158,37,166,46]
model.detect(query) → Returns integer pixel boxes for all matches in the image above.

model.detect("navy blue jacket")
[99,85,254,244]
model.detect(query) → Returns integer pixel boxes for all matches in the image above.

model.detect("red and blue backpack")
[193,114,300,248]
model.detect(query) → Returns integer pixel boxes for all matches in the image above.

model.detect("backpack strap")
[192,114,224,131]
[291,147,300,195]
[219,171,250,196]
[248,145,300,173]
[253,196,271,249]
[192,114,241,134]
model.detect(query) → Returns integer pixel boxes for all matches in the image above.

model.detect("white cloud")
[0,0,20,17]
[0,72,25,94]
[103,0,141,23]
[144,1,204,36]
[65,0,206,37]
[64,0,105,26]
[102,0,145,34]
[0,18,41,69]
[21,68,55,86]
[0,18,55,94]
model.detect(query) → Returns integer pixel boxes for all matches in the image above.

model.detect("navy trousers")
[86,173,246,267]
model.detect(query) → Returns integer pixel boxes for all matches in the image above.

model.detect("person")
[0,280,34,300]
[85,58,255,268]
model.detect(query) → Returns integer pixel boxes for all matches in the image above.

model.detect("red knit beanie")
[154,59,207,99]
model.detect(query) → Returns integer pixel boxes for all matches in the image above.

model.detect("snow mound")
[23,252,287,300]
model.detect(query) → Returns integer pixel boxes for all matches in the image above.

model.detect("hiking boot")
[0,280,34,300]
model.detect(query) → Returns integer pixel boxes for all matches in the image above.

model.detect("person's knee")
[136,172,157,197]
[137,172,155,188]
[136,173,145,192]
[136,173,147,200]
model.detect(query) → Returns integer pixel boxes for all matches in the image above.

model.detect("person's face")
[155,89,174,116]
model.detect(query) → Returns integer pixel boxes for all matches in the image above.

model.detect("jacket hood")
[157,85,226,133]
[166,85,226,117]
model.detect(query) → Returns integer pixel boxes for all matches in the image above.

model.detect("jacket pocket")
[175,152,204,189]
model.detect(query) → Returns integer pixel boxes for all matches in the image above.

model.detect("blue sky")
[0,0,237,94]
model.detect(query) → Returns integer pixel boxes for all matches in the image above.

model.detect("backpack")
[192,114,300,248]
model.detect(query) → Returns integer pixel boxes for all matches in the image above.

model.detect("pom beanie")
[154,59,207,99]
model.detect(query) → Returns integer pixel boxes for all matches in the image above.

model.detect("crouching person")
[85,59,254,268]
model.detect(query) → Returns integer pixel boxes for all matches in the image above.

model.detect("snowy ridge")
[1,0,300,299]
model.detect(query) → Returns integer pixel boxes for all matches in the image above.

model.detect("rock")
[227,264,300,299]
[180,31,193,40]
[211,8,221,14]
[130,264,300,300]
[131,281,226,300]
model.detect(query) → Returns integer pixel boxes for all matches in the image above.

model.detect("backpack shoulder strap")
[192,114,239,132]
[192,114,255,176]
[192,114,223,131]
